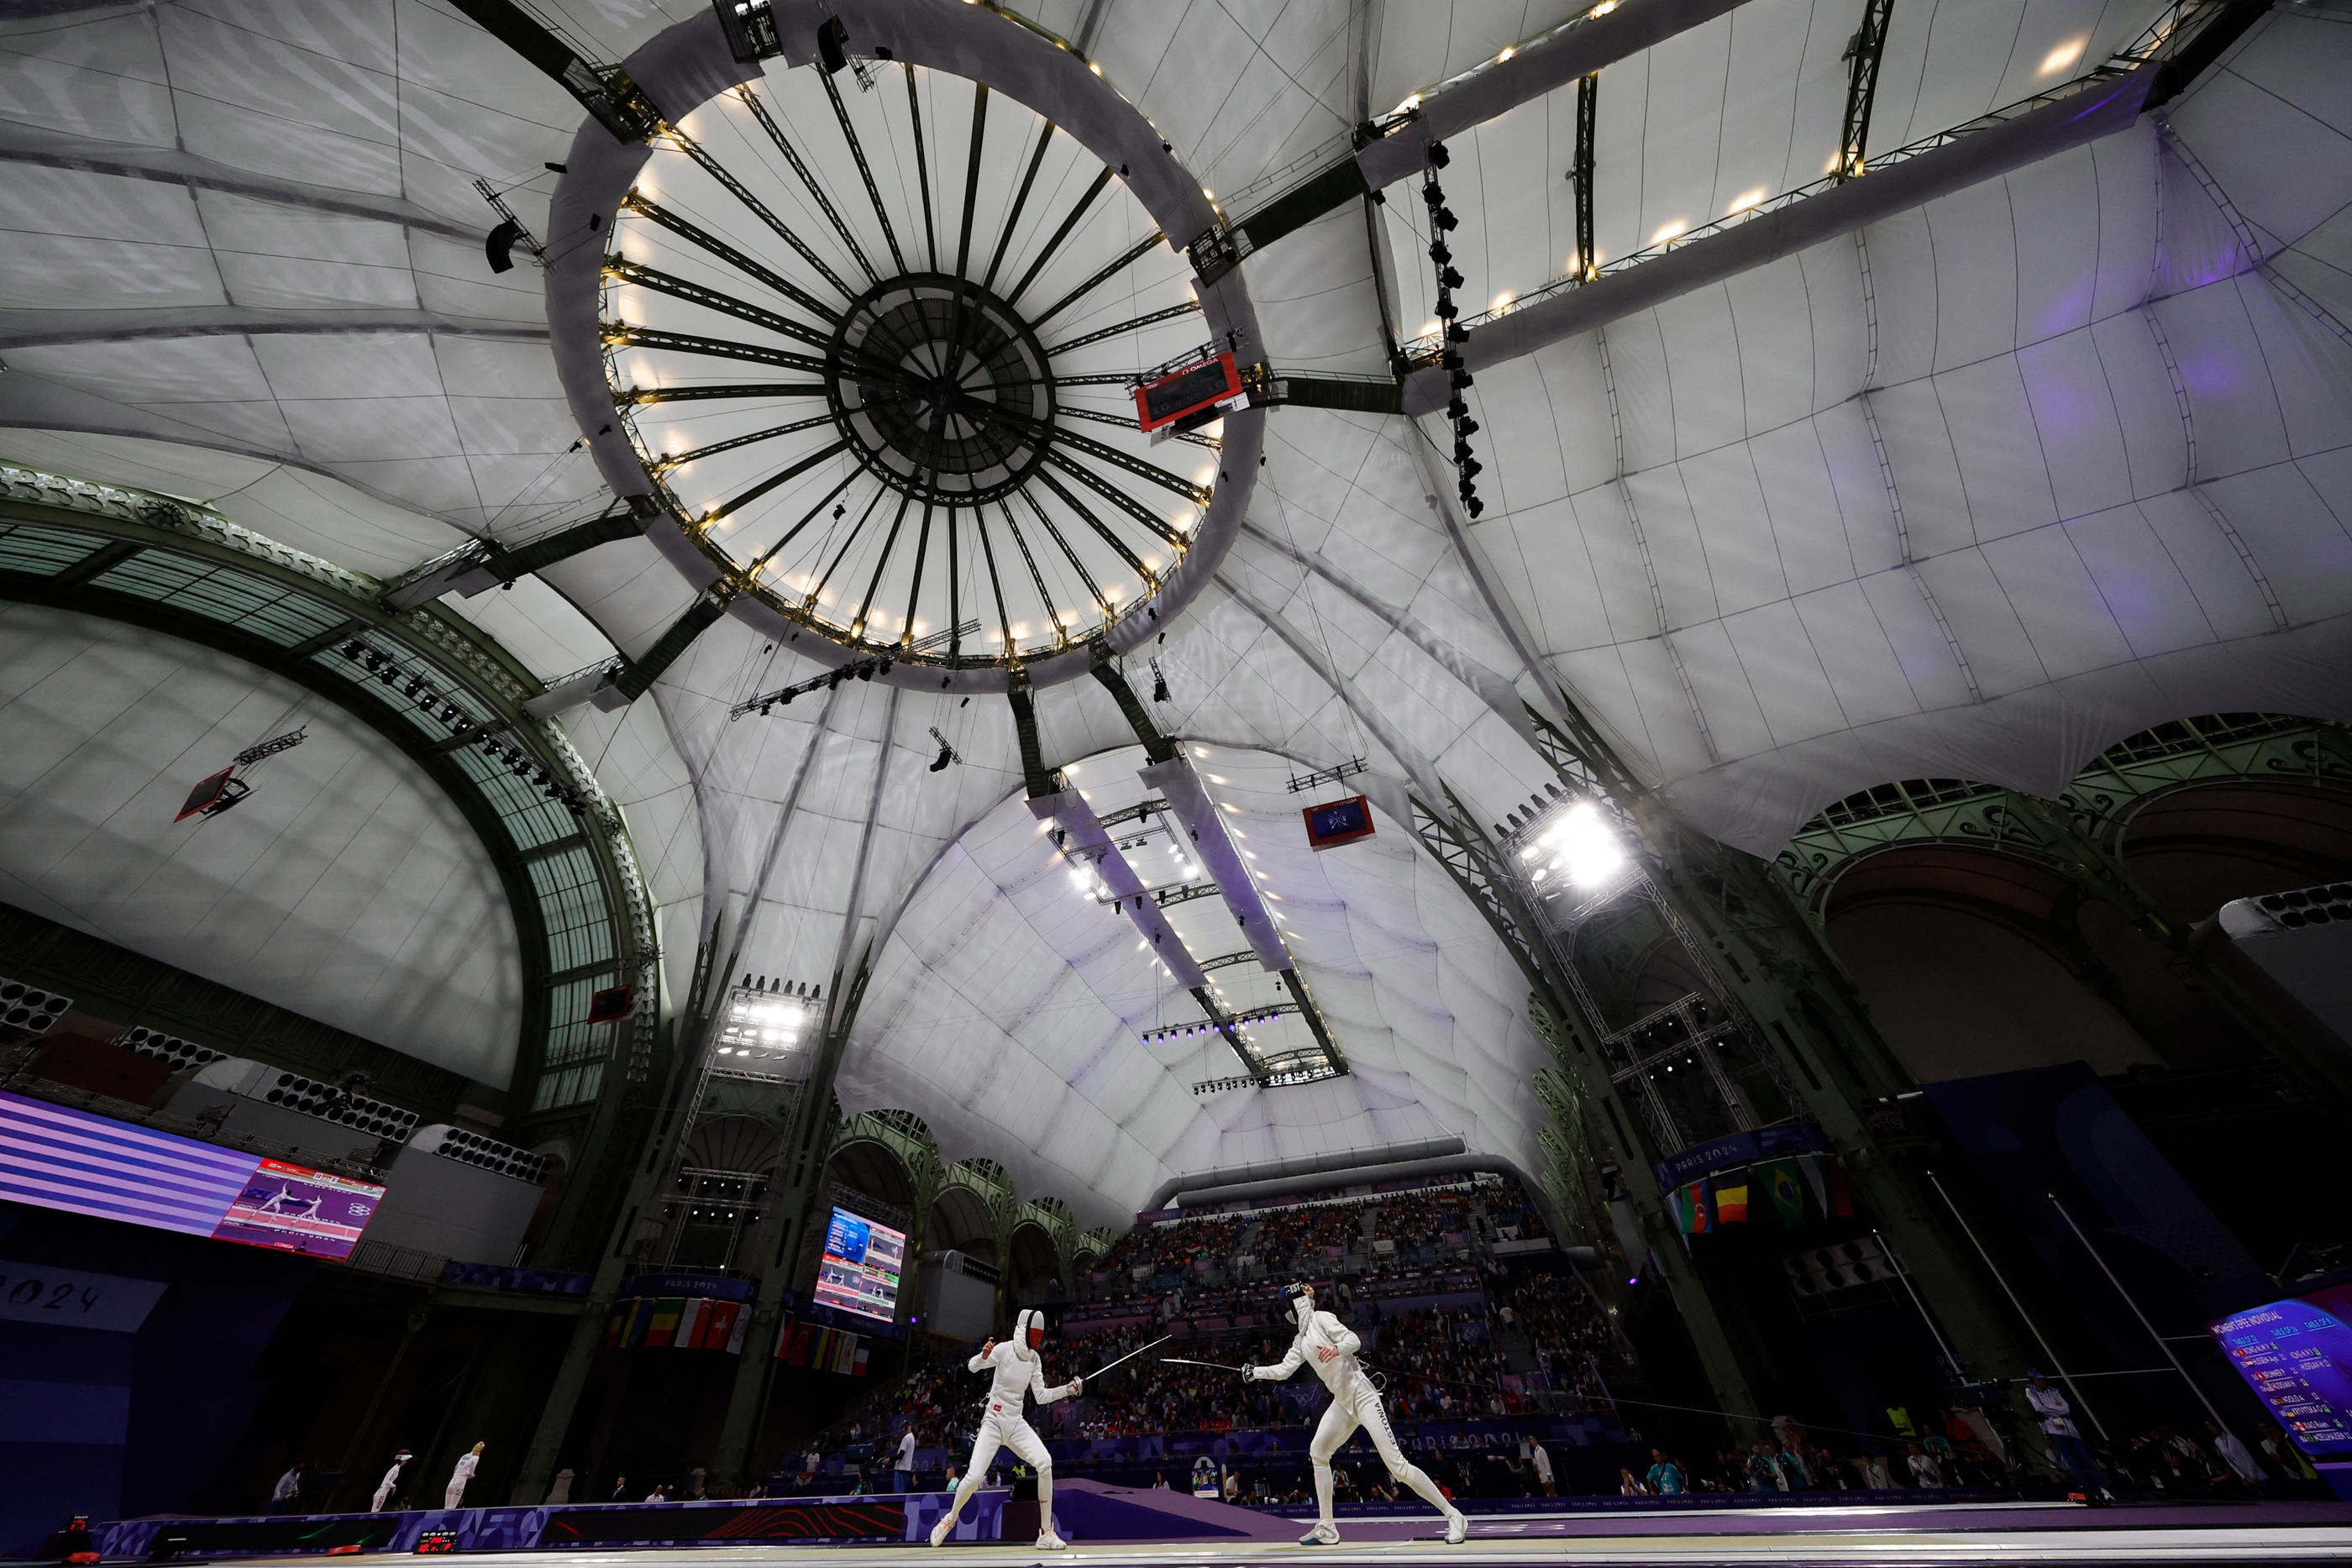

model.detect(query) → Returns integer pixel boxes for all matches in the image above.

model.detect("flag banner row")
[774,1316,871,1376]
[602,1294,748,1352]
[1670,1152,1853,1235]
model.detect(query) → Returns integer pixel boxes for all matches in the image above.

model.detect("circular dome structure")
[555,8,1262,688]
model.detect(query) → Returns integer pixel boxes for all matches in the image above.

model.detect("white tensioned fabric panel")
[835,742,1552,1228]
[0,4,609,538]
[0,432,465,578]
[1448,21,2352,852]
[1377,0,2176,338]
[0,603,523,1085]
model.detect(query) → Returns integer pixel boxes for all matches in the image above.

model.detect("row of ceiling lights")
[1422,142,1485,520]
[335,639,588,812]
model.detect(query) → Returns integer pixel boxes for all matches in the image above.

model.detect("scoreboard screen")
[1135,354,1242,432]
[1302,794,1375,851]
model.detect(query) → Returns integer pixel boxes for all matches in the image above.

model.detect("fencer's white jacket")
[1251,1308,1373,1402]
[969,1310,1079,1416]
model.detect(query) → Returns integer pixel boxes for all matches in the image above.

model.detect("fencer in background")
[928,1309,1081,1550]
[444,1441,484,1508]
[370,1449,412,1513]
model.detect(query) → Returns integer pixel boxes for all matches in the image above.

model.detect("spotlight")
[1457,417,1479,438]
[1434,207,1458,232]
[1439,265,1464,291]
[485,217,523,275]
[1446,322,1469,343]
[816,14,848,74]
[1427,140,1451,169]
[1434,298,1458,320]
[1428,240,1452,265]
[1446,396,1467,419]
[340,640,365,660]
[1466,496,1485,517]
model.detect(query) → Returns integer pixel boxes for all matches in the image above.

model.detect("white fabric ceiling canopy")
[0,0,2345,1219]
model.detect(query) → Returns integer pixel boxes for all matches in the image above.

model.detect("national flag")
[616,1298,653,1349]
[1798,1152,1854,1218]
[675,1298,707,1349]
[646,1296,685,1348]
[704,1300,742,1354]
[775,1319,813,1365]
[1668,1180,1710,1235]
[834,1330,861,1376]
[1758,1158,1808,1227]
[1712,1176,1750,1225]
[852,1340,870,1377]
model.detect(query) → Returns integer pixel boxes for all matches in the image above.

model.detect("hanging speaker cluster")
[411,1124,549,1184]
[1421,143,1484,520]
[0,976,71,1040]
[263,1071,420,1141]
[113,1025,224,1071]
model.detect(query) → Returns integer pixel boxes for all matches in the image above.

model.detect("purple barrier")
[94,1492,1013,1555]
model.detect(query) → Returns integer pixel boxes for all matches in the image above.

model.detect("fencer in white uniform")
[369,1449,411,1513]
[928,1309,1082,1550]
[1246,1284,1467,1546]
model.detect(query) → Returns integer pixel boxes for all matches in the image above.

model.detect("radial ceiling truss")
[601,65,1222,670]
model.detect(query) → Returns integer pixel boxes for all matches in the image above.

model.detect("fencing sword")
[1159,1356,1249,1372]
[1081,1333,1173,1382]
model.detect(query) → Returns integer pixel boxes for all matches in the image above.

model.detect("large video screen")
[0,1089,384,1261]
[2214,1283,2352,1455]
[813,1206,904,1323]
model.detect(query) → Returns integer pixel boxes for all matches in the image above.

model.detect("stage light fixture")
[485,217,524,275]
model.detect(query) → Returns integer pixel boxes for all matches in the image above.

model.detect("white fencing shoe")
[1035,1530,1068,1550]
[1444,1510,1468,1545]
[927,1517,952,1548]
[1297,1521,1341,1546]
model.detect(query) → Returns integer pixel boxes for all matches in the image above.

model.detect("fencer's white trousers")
[371,1484,394,1513]
[966,1402,1053,1475]
[444,1481,469,1508]
[1307,1380,1449,1523]
[940,1403,1053,1533]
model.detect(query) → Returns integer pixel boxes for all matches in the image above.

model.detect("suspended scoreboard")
[1135,352,1244,439]
[1303,794,1375,851]
[814,1206,906,1324]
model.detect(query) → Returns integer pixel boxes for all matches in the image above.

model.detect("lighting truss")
[1496,783,1635,926]
[1193,1057,1342,1096]
[727,621,979,720]
[712,975,824,1076]
[1285,756,1368,794]
[233,729,307,767]
[1140,1002,1296,1046]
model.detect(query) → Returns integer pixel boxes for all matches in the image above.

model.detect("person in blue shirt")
[1776,1443,1811,1489]
[1644,1449,1686,1495]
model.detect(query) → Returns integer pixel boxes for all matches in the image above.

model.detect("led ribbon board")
[0,1089,383,1260]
